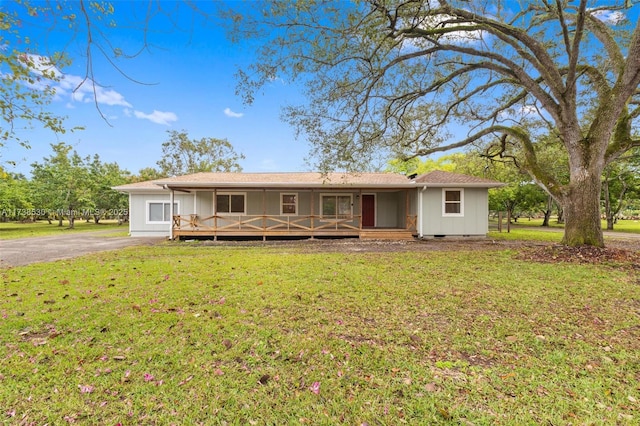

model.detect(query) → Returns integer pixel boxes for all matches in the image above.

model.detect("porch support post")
[310,189,315,239]
[405,189,409,230]
[213,188,217,241]
[262,189,266,242]
[169,189,175,240]
[418,187,426,237]
[359,189,363,231]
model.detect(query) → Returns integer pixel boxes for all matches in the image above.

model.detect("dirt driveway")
[0,231,163,268]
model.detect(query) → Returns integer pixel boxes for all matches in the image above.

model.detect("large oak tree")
[227,0,640,247]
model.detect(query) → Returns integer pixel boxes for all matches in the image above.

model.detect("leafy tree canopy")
[156,130,245,177]
[226,0,640,247]
[0,1,70,162]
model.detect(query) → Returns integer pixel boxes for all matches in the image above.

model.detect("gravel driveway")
[0,231,163,268]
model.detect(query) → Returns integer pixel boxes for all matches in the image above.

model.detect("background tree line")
[3,1,640,246]
[0,130,243,227]
[388,145,640,231]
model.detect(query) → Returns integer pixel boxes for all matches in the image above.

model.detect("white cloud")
[19,53,133,108]
[498,104,543,122]
[20,53,62,78]
[399,12,485,51]
[19,52,180,125]
[133,110,178,125]
[58,75,132,107]
[224,107,244,118]
[590,9,625,25]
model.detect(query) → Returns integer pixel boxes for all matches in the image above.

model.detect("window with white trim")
[442,189,463,216]
[216,193,246,214]
[147,201,179,224]
[281,193,298,215]
[321,194,352,219]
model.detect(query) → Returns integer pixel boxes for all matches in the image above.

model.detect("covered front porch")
[168,187,417,240]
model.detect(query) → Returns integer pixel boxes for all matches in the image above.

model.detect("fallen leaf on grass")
[409,334,422,345]
[258,374,270,385]
[437,407,452,420]
[31,338,47,347]
[178,375,194,386]
[78,385,94,393]
[500,372,516,380]
[309,381,321,394]
[425,382,438,392]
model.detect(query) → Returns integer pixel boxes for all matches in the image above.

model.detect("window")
[443,189,463,216]
[216,193,245,214]
[321,194,352,219]
[147,201,178,224]
[281,193,298,215]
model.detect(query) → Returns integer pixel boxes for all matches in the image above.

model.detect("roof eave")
[420,183,505,188]
[158,182,415,189]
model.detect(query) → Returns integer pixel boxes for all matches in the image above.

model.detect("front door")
[362,194,375,227]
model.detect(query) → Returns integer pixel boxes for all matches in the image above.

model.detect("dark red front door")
[362,194,375,227]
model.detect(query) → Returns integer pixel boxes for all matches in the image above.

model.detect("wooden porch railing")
[174,214,360,232]
[172,214,417,239]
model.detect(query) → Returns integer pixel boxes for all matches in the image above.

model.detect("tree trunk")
[602,176,614,230]
[556,204,564,224]
[541,195,553,227]
[541,210,551,227]
[561,172,604,247]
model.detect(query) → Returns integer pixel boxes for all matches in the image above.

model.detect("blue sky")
[5,1,311,176]
[3,1,638,177]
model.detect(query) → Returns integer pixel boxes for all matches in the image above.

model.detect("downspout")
[128,193,132,236]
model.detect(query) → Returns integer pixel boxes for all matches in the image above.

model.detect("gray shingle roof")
[114,170,502,191]
[414,170,503,187]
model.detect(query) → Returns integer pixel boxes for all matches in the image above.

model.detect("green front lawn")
[503,218,640,234]
[1,243,638,425]
[0,220,127,239]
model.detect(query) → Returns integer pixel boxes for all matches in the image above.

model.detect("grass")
[488,218,640,243]
[502,218,640,234]
[0,220,128,239]
[488,228,564,243]
[1,243,639,425]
